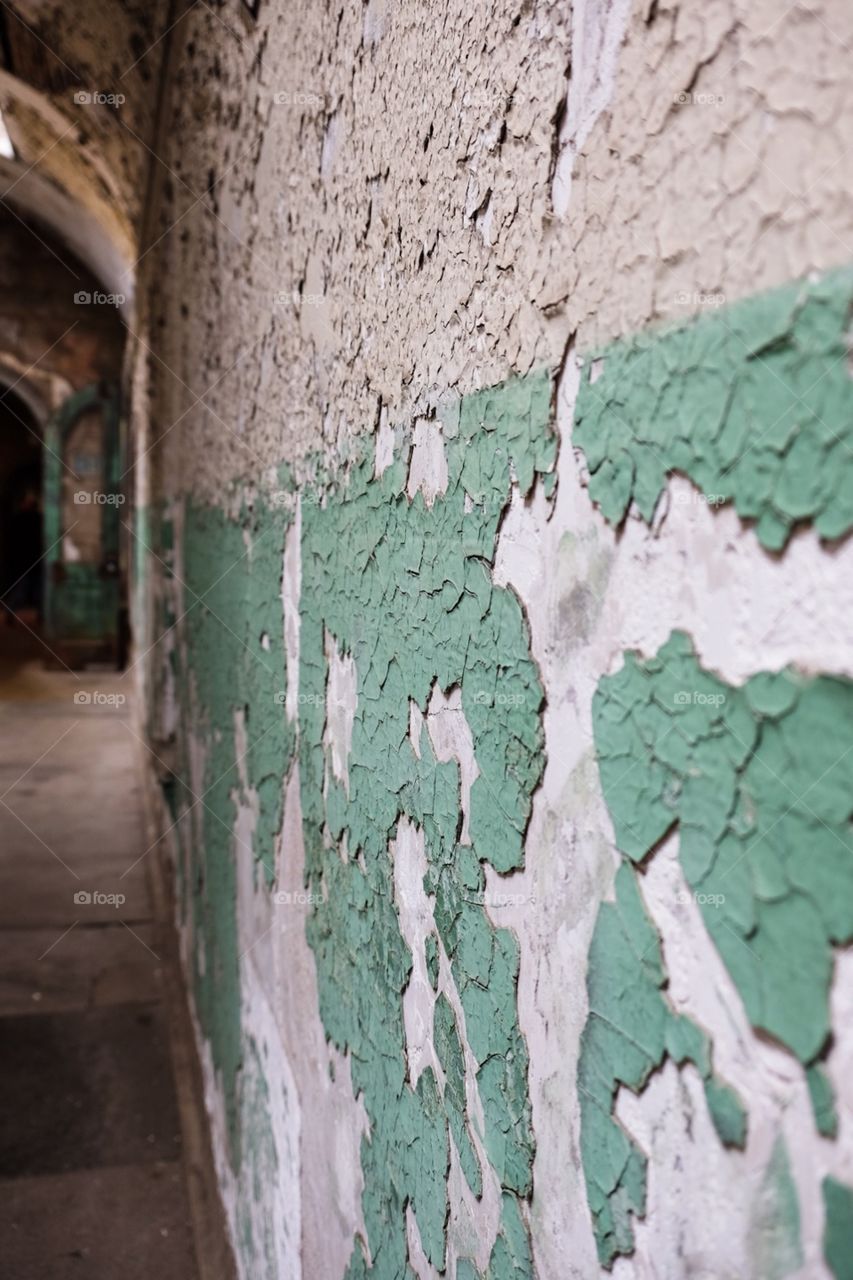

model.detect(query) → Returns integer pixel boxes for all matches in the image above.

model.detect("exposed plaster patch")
[407,416,449,508]
[272,767,369,1280]
[230,981,302,1280]
[393,817,440,1088]
[423,683,479,846]
[323,631,357,795]
[614,831,835,1280]
[551,0,633,217]
[613,1063,805,1280]
[374,405,395,477]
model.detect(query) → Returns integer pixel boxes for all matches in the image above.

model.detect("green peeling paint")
[806,1063,838,1139]
[578,860,746,1267]
[163,495,296,1151]
[582,630,853,1267]
[298,371,554,1277]
[160,371,556,1278]
[823,1177,853,1280]
[573,265,853,549]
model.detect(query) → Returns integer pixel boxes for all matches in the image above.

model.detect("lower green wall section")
[149,259,853,1277]
[824,1177,853,1280]
[579,859,746,1266]
[179,496,296,1151]
[158,371,556,1277]
[584,631,853,1270]
[297,374,554,1277]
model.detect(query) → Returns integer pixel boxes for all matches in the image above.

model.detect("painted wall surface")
[127,1,853,1278]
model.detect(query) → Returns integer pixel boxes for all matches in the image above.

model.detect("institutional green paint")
[823,1177,853,1280]
[573,265,853,549]
[167,496,296,1152]
[298,372,555,1277]
[583,631,853,1269]
[151,257,853,1275]
[578,860,746,1267]
[160,372,556,1278]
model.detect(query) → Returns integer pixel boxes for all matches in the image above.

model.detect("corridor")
[0,630,224,1279]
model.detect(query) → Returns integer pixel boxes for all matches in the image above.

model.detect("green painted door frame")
[43,382,122,662]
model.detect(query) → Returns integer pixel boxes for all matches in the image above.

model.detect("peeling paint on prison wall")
[129,1,853,1278]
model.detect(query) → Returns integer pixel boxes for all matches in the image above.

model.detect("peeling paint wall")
[129,1,853,1277]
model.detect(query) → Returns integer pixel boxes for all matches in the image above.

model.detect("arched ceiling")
[0,0,174,313]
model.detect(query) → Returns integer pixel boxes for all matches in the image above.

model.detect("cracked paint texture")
[168,496,296,1149]
[578,857,746,1267]
[573,265,853,550]
[583,629,853,1271]
[161,371,555,1278]
[298,370,554,1276]
[126,0,853,1272]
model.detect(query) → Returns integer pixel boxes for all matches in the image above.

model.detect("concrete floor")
[0,627,210,1279]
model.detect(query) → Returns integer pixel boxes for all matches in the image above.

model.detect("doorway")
[0,385,43,632]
